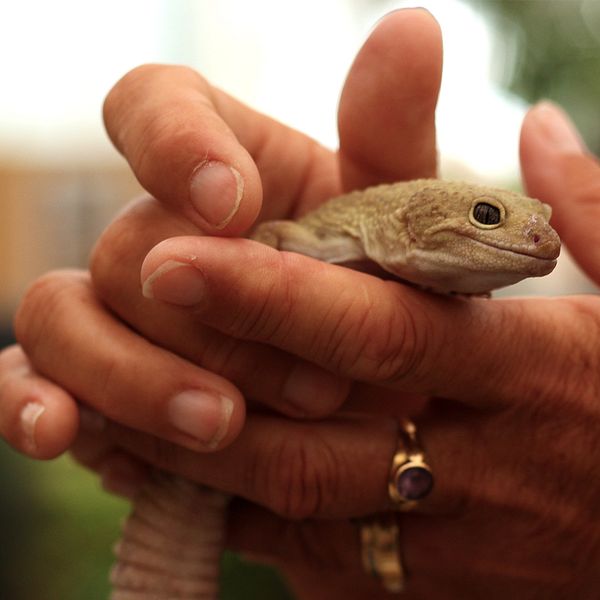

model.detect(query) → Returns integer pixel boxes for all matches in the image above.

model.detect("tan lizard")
[252,179,560,295]
[110,179,560,599]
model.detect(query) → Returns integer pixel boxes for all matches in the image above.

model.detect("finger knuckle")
[89,196,179,311]
[568,299,600,395]
[105,64,211,195]
[94,356,122,417]
[89,200,145,300]
[538,297,600,407]
[89,227,117,300]
[259,433,339,520]
[14,271,82,353]
[104,64,199,133]
[329,283,430,384]
[226,250,295,343]
[133,111,189,188]
[0,345,26,375]
[103,64,160,143]
[373,291,434,384]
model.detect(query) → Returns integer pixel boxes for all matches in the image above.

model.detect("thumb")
[520,101,600,283]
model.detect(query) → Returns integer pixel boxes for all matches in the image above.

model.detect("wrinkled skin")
[2,9,600,599]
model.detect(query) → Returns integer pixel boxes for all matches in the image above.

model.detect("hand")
[1,8,440,460]
[70,103,600,599]
[3,8,600,599]
[1,9,441,598]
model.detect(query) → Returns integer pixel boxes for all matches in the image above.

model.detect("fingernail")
[168,390,233,449]
[190,161,244,229]
[20,402,45,453]
[142,260,206,306]
[530,101,586,154]
[283,362,350,418]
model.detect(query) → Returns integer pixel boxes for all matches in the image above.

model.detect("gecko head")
[398,180,561,294]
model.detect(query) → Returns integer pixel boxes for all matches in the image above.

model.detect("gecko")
[109,179,561,599]
[252,179,560,295]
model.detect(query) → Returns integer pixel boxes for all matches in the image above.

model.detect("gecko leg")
[252,220,366,264]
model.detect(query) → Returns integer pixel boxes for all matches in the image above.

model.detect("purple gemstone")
[396,466,433,501]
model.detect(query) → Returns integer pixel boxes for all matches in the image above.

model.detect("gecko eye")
[469,200,505,229]
[473,203,500,225]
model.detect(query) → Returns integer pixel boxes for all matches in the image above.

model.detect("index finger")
[140,236,594,407]
[104,64,332,234]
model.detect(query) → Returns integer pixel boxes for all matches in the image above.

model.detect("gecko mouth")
[461,235,560,261]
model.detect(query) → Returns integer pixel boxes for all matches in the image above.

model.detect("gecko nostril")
[533,234,540,244]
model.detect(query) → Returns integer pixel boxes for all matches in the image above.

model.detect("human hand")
[4,7,597,598]
[1,10,441,598]
[1,8,440,462]
[76,102,600,599]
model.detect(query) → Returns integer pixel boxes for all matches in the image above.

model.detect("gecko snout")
[525,222,561,259]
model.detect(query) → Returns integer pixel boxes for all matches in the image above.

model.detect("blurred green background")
[469,0,600,153]
[0,1,598,598]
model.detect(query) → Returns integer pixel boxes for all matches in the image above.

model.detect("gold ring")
[359,514,405,593]
[388,419,434,511]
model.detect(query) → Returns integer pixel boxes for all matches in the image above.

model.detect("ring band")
[388,419,434,511]
[359,514,405,593]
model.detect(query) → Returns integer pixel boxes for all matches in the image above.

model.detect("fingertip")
[103,64,264,236]
[347,5,443,110]
[185,157,263,237]
[526,102,585,149]
[140,236,273,306]
[0,344,79,459]
[34,393,79,460]
[339,5,442,187]
[165,386,246,452]
[375,6,442,39]
[521,104,600,282]
[215,388,246,450]
[139,237,198,294]
[520,101,586,182]
[520,102,600,226]
[18,387,79,460]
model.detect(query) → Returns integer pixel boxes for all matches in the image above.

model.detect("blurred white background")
[0,0,526,175]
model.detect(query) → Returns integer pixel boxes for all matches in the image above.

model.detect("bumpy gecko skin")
[252,179,561,294]
[110,180,560,600]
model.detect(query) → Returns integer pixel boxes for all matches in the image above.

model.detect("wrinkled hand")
[2,9,439,457]
[81,104,600,599]
[3,8,600,599]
